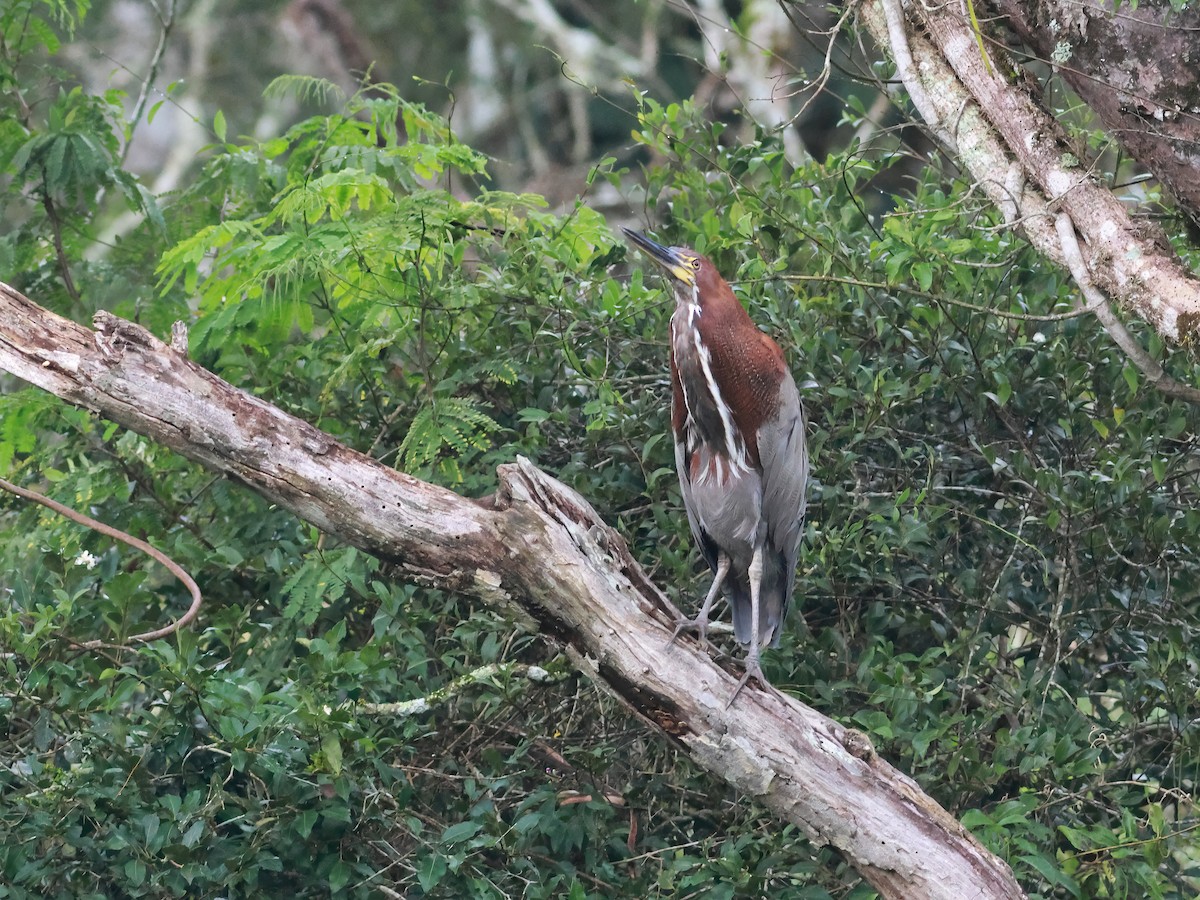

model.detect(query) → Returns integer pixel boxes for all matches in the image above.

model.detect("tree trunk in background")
[986,0,1200,224]
[860,0,1200,364]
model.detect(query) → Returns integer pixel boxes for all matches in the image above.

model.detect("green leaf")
[321,732,343,774]
[141,813,160,844]
[123,859,146,886]
[328,860,351,893]
[1020,853,1079,894]
[913,261,933,292]
[417,855,447,892]
[441,820,482,844]
[1122,364,1139,392]
[181,820,204,848]
[294,810,319,839]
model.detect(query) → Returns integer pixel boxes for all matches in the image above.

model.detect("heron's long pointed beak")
[622,228,695,285]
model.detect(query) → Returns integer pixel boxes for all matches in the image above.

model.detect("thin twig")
[41,193,80,304]
[0,476,202,646]
[122,0,177,166]
[780,2,858,125]
[771,273,1095,322]
[880,0,939,134]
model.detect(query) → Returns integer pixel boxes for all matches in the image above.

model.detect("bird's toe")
[668,616,711,650]
[726,655,770,708]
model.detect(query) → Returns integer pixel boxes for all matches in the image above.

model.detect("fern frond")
[280,548,359,625]
[481,360,519,385]
[398,398,501,473]
[264,75,346,106]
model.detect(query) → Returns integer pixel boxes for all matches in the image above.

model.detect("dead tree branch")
[0,281,1025,899]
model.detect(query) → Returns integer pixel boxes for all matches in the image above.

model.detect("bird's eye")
[690,258,701,270]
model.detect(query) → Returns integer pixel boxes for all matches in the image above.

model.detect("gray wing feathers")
[756,375,808,634]
[674,434,717,572]
[673,374,806,650]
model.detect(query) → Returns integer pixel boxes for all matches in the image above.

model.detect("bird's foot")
[668,616,711,650]
[726,654,770,708]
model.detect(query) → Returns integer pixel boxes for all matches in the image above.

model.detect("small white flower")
[74,550,100,570]
[1033,332,1046,344]
[322,705,333,716]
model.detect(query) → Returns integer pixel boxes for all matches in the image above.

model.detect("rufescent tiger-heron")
[624,228,808,703]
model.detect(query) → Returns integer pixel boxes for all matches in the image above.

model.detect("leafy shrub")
[1,8,1199,898]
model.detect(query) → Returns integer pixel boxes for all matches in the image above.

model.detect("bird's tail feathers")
[728,579,787,649]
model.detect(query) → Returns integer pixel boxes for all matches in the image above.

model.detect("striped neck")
[670,296,751,477]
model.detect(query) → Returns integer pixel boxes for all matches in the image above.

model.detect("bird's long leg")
[728,545,768,706]
[670,552,730,649]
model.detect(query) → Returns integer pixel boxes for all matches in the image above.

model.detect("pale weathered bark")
[859,0,1200,355]
[0,281,1025,898]
[986,0,1200,223]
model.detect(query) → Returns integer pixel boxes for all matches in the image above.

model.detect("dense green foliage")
[3,2,1200,897]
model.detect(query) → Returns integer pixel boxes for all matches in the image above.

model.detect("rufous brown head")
[623,228,740,316]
